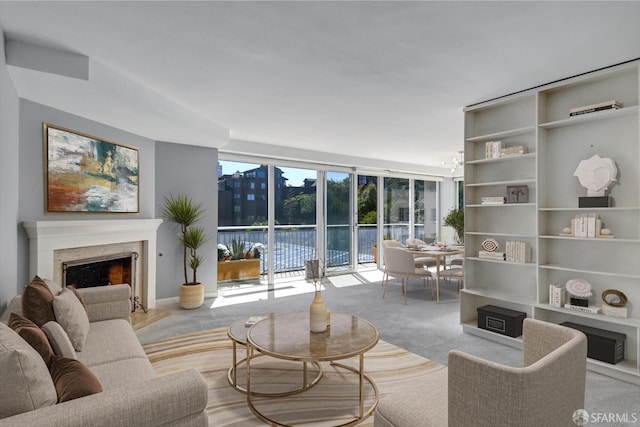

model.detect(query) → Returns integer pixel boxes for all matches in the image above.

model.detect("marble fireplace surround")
[23,219,162,310]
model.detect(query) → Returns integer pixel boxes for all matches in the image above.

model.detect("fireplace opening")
[62,252,141,312]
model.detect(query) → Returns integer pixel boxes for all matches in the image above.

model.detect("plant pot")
[179,282,204,309]
[218,258,261,281]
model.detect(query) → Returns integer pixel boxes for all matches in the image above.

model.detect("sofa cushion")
[0,295,22,324]
[88,357,155,390]
[49,355,103,402]
[42,321,77,359]
[0,322,57,418]
[53,288,90,351]
[8,313,54,367]
[22,276,57,327]
[76,319,148,367]
[67,286,88,313]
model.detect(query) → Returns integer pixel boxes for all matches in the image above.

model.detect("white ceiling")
[1,1,640,174]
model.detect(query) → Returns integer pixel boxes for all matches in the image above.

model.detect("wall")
[16,100,157,289]
[155,142,218,300]
[0,27,21,310]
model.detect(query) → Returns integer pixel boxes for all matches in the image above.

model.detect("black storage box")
[561,322,625,364]
[477,305,526,338]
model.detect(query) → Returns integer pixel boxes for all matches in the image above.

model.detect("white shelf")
[463,60,640,384]
[535,304,640,327]
[467,203,535,208]
[466,153,536,165]
[539,264,640,280]
[539,105,639,129]
[465,125,536,143]
[466,179,535,188]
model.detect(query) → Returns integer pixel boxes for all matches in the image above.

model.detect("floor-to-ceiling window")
[356,175,378,263]
[414,180,438,243]
[383,177,410,243]
[326,171,352,273]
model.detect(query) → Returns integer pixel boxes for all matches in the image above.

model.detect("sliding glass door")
[325,171,352,273]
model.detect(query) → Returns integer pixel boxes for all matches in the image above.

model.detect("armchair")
[374,318,588,427]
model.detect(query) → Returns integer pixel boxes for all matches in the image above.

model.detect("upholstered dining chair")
[374,318,588,427]
[438,259,464,292]
[382,247,433,304]
[405,238,437,270]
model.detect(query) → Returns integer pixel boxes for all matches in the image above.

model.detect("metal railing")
[217,223,435,274]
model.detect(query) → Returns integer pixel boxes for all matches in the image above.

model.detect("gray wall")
[0,27,21,311]
[15,100,157,290]
[155,142,218,299]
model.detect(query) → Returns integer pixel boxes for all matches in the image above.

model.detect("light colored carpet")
[143,326,445,426]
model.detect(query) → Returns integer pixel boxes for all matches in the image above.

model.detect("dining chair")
[382,247,433,304]
[405,238,437,270]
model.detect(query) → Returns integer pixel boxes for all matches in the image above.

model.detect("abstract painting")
[44,123,139,213]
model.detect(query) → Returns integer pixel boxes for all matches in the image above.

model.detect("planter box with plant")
[217,239,261,281]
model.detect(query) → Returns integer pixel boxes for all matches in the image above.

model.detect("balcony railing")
[218,223,435,275]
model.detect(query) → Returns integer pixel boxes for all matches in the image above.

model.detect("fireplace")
[23,219,162,310]
[62,252,140,311]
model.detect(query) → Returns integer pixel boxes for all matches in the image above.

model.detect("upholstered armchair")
[374,318,588,427]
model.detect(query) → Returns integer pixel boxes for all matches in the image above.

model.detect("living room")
[2,2,640,426]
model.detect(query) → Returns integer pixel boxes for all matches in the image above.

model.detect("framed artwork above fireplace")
[43,123,140,213]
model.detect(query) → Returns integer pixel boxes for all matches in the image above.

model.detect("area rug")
[143,326,445,426]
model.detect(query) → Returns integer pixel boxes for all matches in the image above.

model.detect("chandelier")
[442,151,464,173]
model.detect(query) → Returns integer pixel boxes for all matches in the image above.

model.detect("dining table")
[406,245,464,302]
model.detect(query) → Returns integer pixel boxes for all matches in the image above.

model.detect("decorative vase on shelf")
[310,290,327,333]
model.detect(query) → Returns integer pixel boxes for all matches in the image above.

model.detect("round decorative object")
[601,228,612,235]
[563,227,571,234]
[573,154,617,196]
[566,278,593,298]
[601,289,628,307]
[481,238,499,252]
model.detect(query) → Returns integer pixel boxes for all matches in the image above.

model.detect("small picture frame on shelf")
[507,185,528,203]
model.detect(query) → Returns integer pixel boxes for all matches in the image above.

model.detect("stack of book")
[564,303,602,314]
[481,196,506,205]
[560,213,613,238]
[569,100,622,117]
[505,240,529,263]
[500,145,528,156]
[478,250,505,261]
[549,283,566,307]
[485,141,502,159]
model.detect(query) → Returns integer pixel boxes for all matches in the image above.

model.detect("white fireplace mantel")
[23,219,162,309]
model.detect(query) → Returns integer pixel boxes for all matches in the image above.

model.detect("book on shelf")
[564,304,602,314]
[505,240,529,263]
[245,316,267,327]
[569,100,622,116]
[485,141,502,159]
[548,283,566,308]
[478,250,505,260]
[481,196,506,205]
[500,145,528,156]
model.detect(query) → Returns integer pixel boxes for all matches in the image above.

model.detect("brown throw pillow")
[22,276,56,327]
[8,313,54,367]
[49,355,102,402]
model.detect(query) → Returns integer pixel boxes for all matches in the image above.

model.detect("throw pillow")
[0,322,57,418]
[53,288,90,351]
[67,285,88,313]
[8,313,54,367]
[21,276,56,327]
[42,321,77,359]
[49,355,102,402]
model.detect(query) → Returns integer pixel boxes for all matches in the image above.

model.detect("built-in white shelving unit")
[461,61,640,384]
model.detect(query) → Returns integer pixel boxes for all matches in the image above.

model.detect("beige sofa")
[374,318,588,427]
[0,284,208,427]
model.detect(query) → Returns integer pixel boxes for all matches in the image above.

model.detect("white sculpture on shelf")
[573,154,617,197]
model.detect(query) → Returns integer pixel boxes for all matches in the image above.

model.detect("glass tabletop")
[247,311,379,362]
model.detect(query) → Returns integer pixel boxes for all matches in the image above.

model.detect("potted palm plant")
[161,193,208,309]
[443,207,464,244]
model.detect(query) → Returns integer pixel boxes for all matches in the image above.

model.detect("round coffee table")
[227,314,322,397]
[245,311,379,427]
